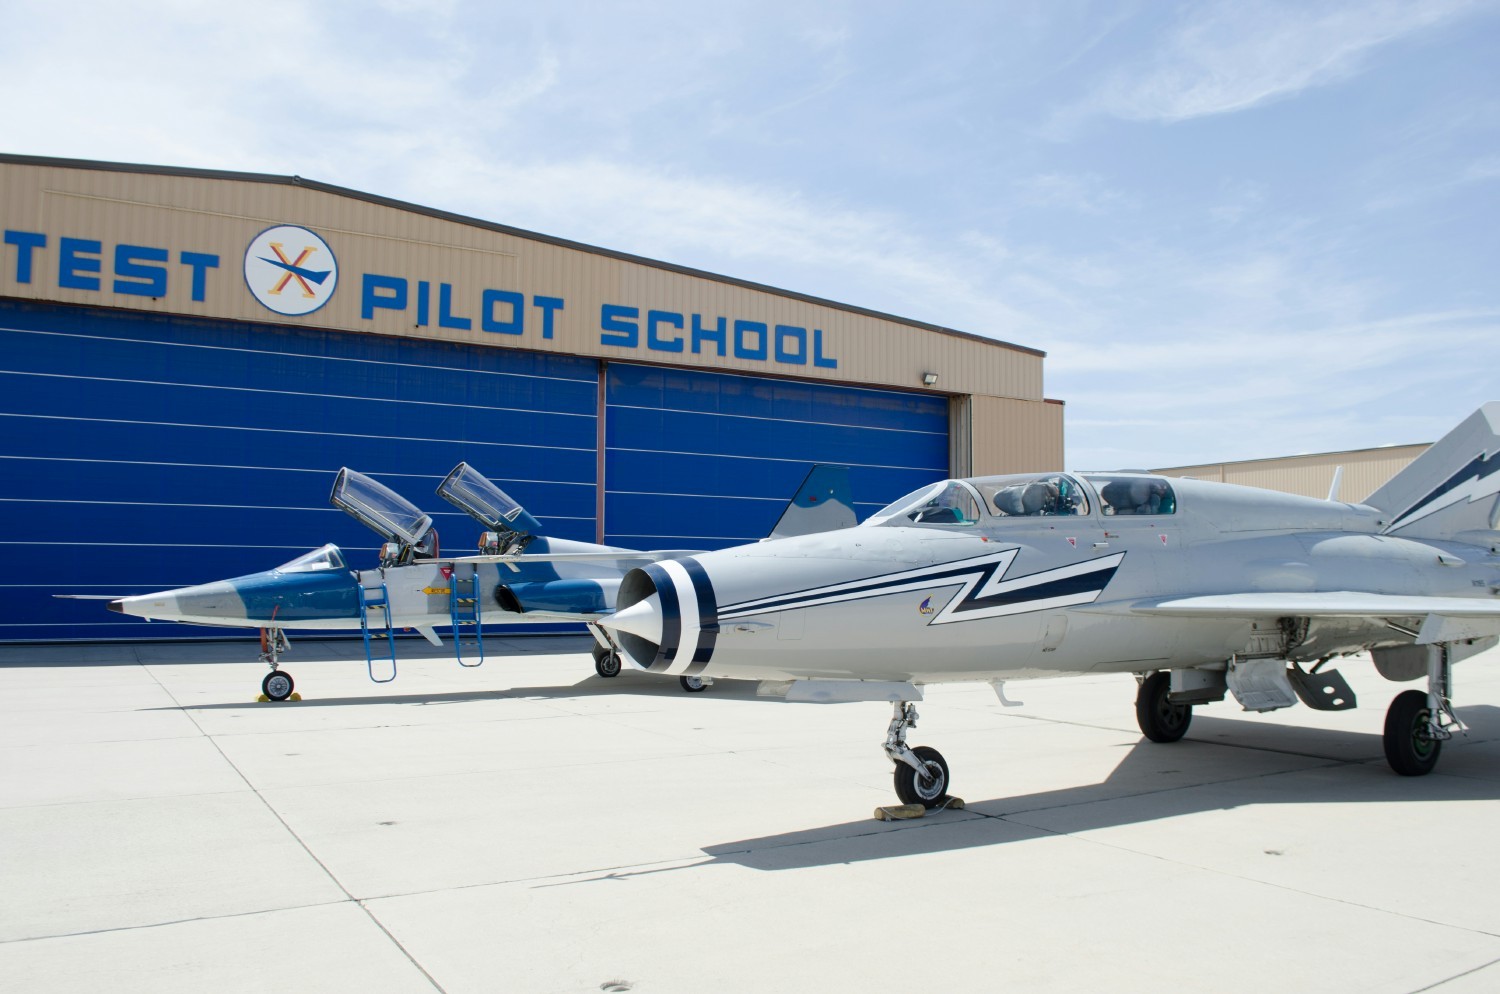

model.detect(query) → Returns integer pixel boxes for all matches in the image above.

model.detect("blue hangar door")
[602,363,949,551]
[0,300,599,642]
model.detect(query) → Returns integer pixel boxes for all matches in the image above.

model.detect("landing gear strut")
[1383,644,1461,776]
[259,627,294,702]
[884,701,950,808]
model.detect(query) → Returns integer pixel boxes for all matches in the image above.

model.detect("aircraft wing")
[1131,592,1500,644]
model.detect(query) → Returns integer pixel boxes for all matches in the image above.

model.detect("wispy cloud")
[1079,0,1482,124]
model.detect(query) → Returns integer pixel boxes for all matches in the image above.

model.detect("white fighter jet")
[97,463,856,700]
[599,405,1500,808]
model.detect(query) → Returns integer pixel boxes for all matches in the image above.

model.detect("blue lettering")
[482,289,525,335]
[533,295,563,339]
[813,328,838,369]
[416,280,430,327]
[113,244,168,297]
[179,251,218,302]
[601,304,639,348]
[59,237,101,291]
[647,310,684,352]
[438,282,471,330]
[362,274,407,318]
[774,324,807,365]
[691,314,726,356]
[4,230,45,283]
[733,320,767,361]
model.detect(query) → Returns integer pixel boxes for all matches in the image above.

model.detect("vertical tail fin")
[1365,403,1500,540]
[767,465,856,539]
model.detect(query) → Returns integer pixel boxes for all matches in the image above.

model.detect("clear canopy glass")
[275,544,348,573]
[436,462,541,535]
[329,468,434,546]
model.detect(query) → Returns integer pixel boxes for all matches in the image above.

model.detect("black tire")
[893,745,950,808]
[262,670,295,702]
[592,645,621,678]
[1384,689,1442,776]
[679,675,707,693]
[1136,671,1191,743]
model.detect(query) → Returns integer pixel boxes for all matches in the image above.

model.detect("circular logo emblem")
[244,224,338,316]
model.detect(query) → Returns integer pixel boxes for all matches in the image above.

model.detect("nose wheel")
[884,701,950,808]
[591,643,621,678]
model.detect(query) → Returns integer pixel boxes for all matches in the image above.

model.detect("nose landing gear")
[884,701,950,808]
[259,627,295,702]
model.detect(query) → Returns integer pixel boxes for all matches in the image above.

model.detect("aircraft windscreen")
[976,474,1089,517]
[276,544,348,573]
[330,468,434,545]
[866,481,983,526]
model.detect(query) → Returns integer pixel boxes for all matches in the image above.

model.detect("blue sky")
[4,0,1498,469]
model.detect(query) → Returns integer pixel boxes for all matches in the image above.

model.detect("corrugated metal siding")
[969,396,1065,474]
[2,159,1044,403]
[1,300,599,641]
[1157,444,1429,501]
[603,364,949,548]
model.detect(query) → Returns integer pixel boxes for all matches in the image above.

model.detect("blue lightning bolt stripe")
[716,550,1125,625]
[258,257,334,284]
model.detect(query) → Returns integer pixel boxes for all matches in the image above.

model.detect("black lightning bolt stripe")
[1390,450,1500,529]
[717,550,1123,624]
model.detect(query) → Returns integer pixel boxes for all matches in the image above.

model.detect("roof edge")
[0,153,1045,359]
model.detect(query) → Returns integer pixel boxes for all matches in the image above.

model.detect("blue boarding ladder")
[357,581,398,683]
[449,566,485,667]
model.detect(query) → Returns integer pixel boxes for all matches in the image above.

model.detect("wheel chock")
[289,693,302,701]
[875,803,927,821]
[873,796,966,822]
[256,694,269,703]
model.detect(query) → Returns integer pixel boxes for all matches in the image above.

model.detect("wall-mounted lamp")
[922,372,939,387]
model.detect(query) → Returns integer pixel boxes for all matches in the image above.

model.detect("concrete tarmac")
[3,635,1499,993]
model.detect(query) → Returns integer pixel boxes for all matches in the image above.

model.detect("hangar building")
[0,155,1062,642]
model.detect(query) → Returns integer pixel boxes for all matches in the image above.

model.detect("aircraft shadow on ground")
[698,705,1500,873]
[162,675,769,710]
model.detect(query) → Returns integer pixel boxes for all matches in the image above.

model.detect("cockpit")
[865,472,1177,527]
[275,544,349,573]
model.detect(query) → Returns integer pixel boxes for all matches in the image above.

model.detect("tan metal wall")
[0,158,1046,405]
[967,396,1066,475]
[1156,443,1429,502]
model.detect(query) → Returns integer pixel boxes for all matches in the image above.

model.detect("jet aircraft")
[599,405,1500,808]
[96,463,854,700]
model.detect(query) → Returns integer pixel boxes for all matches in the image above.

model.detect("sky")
[2,0,1498,469]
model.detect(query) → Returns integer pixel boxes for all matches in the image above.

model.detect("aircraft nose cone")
[604,592,663,644]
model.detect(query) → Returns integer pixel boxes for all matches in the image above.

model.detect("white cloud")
[1085,0,1482,123]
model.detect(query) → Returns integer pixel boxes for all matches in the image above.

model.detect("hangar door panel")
[0,301,598,641]
[604,364,948,549]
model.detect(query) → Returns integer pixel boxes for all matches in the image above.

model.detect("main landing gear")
[1383,644,1461,777]
[1135,671,1192,743]
[885,701,950,808]
[259,627,295,702]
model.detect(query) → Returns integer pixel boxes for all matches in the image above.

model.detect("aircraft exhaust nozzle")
[605,561,719,676]
[106,599,123,614]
